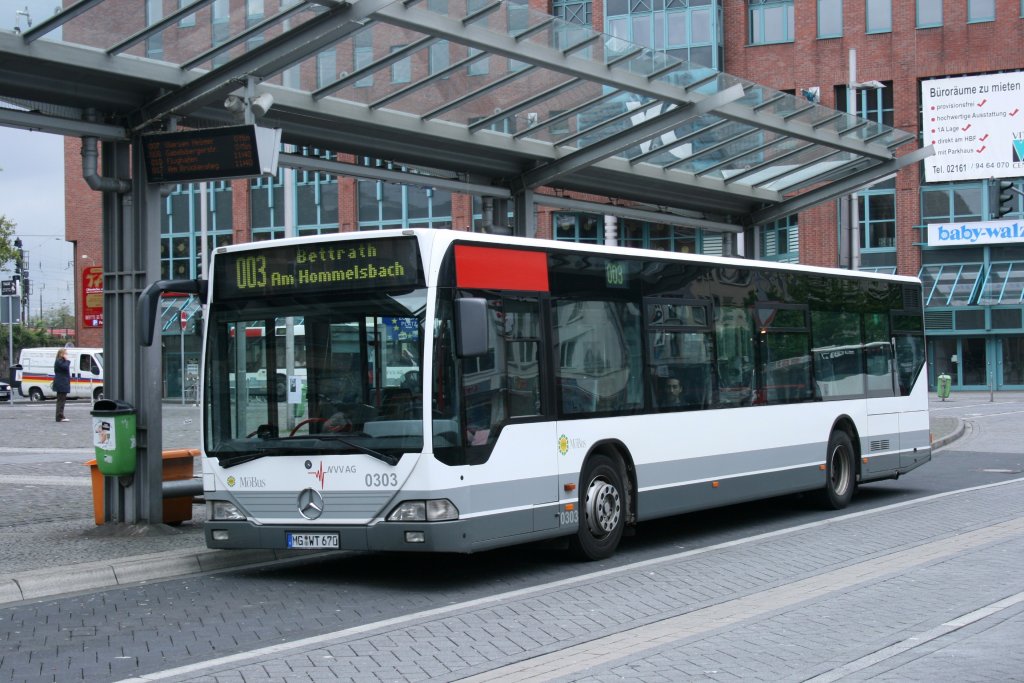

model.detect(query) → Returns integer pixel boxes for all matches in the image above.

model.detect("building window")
[921,183,984,225]
[553,213,602,244]
[390,45,412,84]
[356,161,454,230]
[621,221,699,253]
[761,214,798,262]
[508,3,530,72]
[429,40,450,76]
[916,0,942,27]
[146,0,163,60]
[250,172,286,240]
[211,0,230,67]
[866,0,892,33]
[161,183,233,280]
[606,0,720,69]
[295,149,339,234]
[749,0,795,45]
[818,0,842,38]
[554,0,591,25]
[316,49,336,89]
[860,180,896,250]
[354,31,373,88]
[178,0,196,28]
[467,0,490,75]
[835,81,894,127]
[553,0,592,51]
[968,0,995,22]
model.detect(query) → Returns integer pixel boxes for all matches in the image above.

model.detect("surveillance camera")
[251,93,274,117]
[224,94,245,113]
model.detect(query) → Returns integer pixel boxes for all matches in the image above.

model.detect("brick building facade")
[64,0,1024,392]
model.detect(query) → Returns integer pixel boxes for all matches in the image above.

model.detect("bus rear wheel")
[28,387,45,402]
[569,453,626,561]
[820,430,856,509]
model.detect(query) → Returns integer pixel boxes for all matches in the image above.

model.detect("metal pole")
[848,49,860,271]
[180,313,186,405]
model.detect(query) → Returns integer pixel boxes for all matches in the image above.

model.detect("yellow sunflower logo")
[226,476,236,487]
[558,434,569,456]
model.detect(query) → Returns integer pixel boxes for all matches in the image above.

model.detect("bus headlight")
[387,499,459,522]
[211,501,246,521]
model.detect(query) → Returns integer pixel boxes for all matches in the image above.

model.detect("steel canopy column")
[100,137,163,524]
[512,189,535,238]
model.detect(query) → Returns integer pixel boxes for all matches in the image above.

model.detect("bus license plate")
[287,532,339,549]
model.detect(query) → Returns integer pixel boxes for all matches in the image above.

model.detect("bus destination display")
[143,125,278,183]
[215,237,422,300]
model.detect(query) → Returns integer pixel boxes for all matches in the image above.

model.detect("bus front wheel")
[820,430,856,510]
[569,453,626,561]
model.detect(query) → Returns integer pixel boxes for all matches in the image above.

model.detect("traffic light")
[991,179,1017,219]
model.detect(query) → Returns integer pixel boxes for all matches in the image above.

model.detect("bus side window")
[715,306,755,407]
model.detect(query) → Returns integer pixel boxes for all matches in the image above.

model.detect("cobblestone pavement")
[0,393,1020,683]
[108,478,1023,683]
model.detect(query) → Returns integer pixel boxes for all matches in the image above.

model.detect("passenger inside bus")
[661,377,683,407]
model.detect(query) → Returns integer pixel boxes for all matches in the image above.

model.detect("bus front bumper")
[204,518,473,554]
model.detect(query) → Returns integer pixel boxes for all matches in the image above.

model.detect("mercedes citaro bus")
[166,228,930,560]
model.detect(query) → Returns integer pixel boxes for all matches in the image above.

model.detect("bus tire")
[93,387,104,401]
[820,430,856,510]
[569,453,626,561]
[28,387,45,402]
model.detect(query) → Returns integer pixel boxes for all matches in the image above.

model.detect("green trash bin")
[91,399,137,476]
[936,374,952,401]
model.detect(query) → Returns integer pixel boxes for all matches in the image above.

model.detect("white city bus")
[200,229,930,559]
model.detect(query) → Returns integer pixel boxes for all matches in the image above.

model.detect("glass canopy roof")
[1,0,927,228]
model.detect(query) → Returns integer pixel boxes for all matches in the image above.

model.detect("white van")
[18,347,104,402]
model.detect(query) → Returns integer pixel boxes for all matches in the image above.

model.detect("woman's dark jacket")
[53,357,72,394]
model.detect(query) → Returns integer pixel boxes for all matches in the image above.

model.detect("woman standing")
[53,348,71,423]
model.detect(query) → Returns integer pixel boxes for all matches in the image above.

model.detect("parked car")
[0,380,10,402]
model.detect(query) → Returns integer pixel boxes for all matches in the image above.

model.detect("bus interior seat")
[381,387,416,418]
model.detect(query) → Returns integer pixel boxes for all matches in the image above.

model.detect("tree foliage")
[0,214,17,270]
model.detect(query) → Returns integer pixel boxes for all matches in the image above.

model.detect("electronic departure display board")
[213,236,424,300]
[142,125,281,183]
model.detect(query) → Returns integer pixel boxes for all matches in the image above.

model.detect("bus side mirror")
[137,279,208,347]
[455,297,488,358]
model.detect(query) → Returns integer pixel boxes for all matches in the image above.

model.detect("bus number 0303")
[366,473,398,488]
[236,255,268,289]
[560,509,579,525]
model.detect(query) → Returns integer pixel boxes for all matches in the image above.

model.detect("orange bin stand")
[85,448,200,525]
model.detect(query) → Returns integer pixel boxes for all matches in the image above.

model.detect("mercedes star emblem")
[296,487,325,520]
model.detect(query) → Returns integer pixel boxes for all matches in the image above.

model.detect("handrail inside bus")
[137,278,208,347]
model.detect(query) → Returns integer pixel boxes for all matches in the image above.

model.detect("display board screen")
[214,237,423,300]
[142,125,279,183]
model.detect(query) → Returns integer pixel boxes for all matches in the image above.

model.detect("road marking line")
[804,590,1024,682]
[117,478,1024,683]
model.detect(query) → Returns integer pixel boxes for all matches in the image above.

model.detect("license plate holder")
[286,532,339,549]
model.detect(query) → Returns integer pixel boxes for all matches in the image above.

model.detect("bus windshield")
[203,288,427,465]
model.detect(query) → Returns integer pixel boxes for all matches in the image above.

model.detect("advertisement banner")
[921,71,1024,182]
[82,266,103,328]
[927,219,1024,247]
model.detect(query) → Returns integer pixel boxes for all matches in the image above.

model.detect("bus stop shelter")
[0,0,930,525]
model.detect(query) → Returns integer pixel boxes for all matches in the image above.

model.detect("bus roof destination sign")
[142,124,282,183]
[215,236,424,300]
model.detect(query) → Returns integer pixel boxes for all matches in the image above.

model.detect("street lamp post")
[847,49,885,271]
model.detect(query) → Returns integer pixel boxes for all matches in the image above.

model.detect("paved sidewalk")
[0,396,968,607]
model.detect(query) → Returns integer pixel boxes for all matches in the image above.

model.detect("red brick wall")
[64,137,104,348]
[722,0,1024,274]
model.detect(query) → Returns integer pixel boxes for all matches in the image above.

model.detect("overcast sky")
[0,127,73,315]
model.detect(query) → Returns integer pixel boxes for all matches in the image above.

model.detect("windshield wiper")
[312,435,400,466]
[215,439,399,468]
[215,446,319,469]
